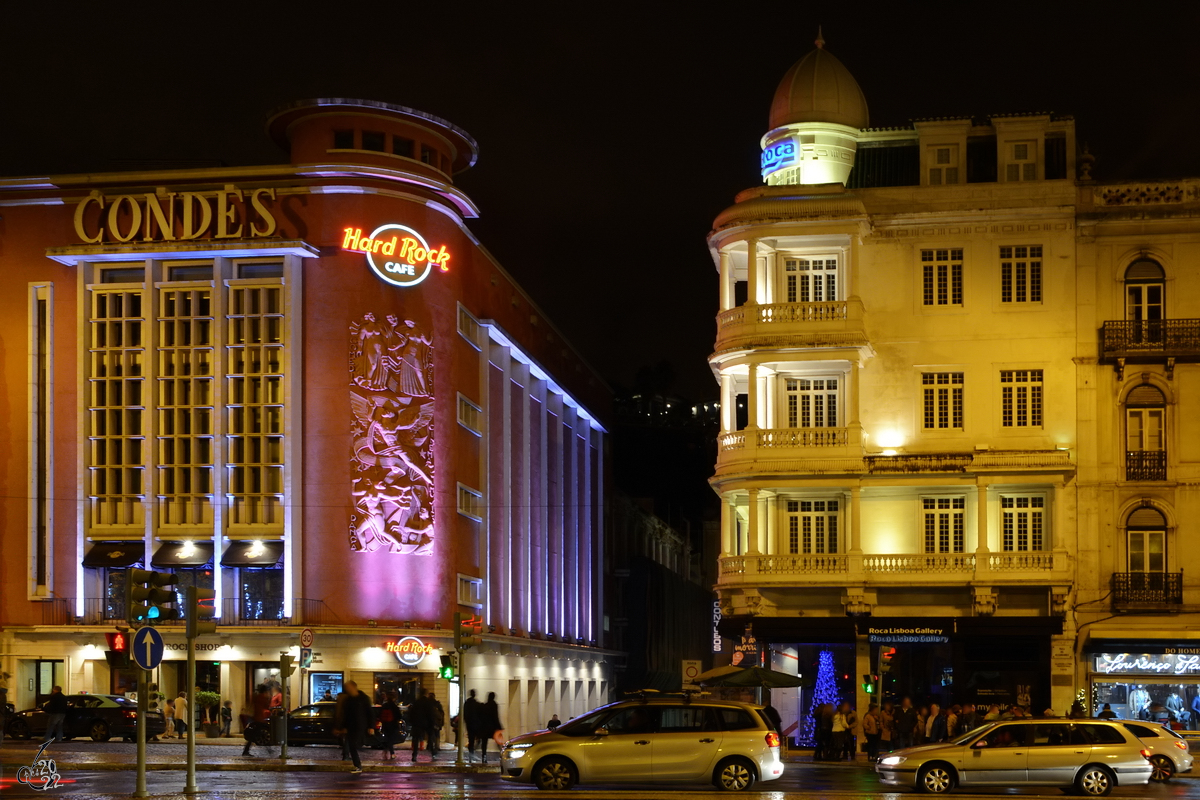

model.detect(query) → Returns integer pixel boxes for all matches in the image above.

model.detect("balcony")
[1112,571,1183,611]
[33,597,339,627]
[714,298,868,354]
[716,426,863,479]
[718,550,1066,588]
[1100,320,1200,365]
[1126,450,1167,481]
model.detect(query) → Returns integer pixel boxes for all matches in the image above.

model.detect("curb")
[4,760,503,774]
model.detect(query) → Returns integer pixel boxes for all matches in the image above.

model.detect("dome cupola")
[760,31,868,186]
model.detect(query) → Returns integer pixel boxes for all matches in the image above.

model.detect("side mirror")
[593,727,609,736]
[973,739,989,749]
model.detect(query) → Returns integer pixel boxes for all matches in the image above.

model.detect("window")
[784,378,838,428]
[333,130,354,149]
[1000,246,1042,303]
[457,304,483,349]
[99,266,145,284]
[29,284,52,594]
[171,567,215,610]
[105,568,134,620]
[1126,506,1166,573]
[457,394,483,436]
[1001,495,1045,551]
[238,262,284,280]
[361,131,386,152]
[922,372,964,430]
[1126,384,1166,480]
[457,574,484,607]
[1006,141,1037,181]
[420,146,435,165]
[393,136,415,157]
[783,257,838,303]
[168,265,213,282]
[240,567,284,621]
[922,497,965,553]
[457,483,483,521]
[1125,259,1165,340]
[786,499,839,554]
[1000,370,1043,428]
[928,146,959,185]
[921,249,963,306]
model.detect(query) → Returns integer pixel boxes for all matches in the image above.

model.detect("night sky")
[5,4,1200,400]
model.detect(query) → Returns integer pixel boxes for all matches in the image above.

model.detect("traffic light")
[104,631,129,668]
[127,569,179,623]
[861,673,875,694]
[438,654,455,681]
[280,654,296,677]
[185,585,217,638]
[454,611,483,651]
[879,646,897,673]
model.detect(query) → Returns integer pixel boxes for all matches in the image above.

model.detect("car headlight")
[506,742,534,750]
[879,756,907,767]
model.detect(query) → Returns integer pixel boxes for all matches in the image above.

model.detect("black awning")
[718,615,858,644]
[221,541,284,567]
[1083,638,1196,655]
[82,542,145,568]
[151,542,215,568]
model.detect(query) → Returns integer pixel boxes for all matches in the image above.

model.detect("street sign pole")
[184,630,197,794]
[134,667,148,798]
[455,648,465,767]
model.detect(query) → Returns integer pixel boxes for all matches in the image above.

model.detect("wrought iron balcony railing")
[1101,320,1200,360]
[1112,571,1183,609]
[1126,450,1167,481]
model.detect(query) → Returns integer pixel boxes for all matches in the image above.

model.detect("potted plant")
[195,691,222,737]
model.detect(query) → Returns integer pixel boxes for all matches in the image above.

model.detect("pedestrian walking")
[880,700,895,753]
[894,697,917,750]
[430,694,446,756]
[221,700,233,736]
[839,702,858,759]
[407,688,435,762]
[862,703,881,761]
[478,691,503,765]
[242,685,271,756]
[464,689,482,761]
[163,698,176,738]
[334,680,371,774]
[43,686,69,744]
[174,692,189,737]
[378,691,401,760]
[831,703,850,760]
[546,713,562,730]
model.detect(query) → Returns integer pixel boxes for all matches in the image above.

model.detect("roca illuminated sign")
[73,186,279,244]
[342,224,451,288]
[385,636,435,667]
[760,140,798,176]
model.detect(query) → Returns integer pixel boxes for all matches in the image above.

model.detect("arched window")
[1125,259,1165,343]
[1125,383,1166,481]
[1126,505,1166,575]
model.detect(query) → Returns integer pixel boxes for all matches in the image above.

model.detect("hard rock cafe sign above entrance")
[386,636,436,667]
[342,224,451,288]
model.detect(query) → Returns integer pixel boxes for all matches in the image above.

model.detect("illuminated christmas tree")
[799,649,839,747]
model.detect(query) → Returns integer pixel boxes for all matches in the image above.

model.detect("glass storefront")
[1090,652,1200,727]
[309,671,343,703]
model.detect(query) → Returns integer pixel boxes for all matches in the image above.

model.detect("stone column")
[850,486,862,554]
[720,496,733,557]
[747,363,759,430]
[747,488,761,555]
[720,373,735,431]
[719,251,733,311]
[746,239,758,306]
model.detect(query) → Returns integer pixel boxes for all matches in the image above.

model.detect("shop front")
[1086,641,1200,725]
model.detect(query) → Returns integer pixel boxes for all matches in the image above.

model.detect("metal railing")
[1126,450,1167,481]
[1101,319,1200,358]
[1112,571,1183,607]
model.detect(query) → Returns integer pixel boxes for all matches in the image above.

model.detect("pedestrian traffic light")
[454,611,483,651]
[861,674,875,694]
[104,631,129,668]
[879,646,897,673]
[185,585,217,638]
[438,654,455,681]
[127,569,179,623]
[280,654,296,677]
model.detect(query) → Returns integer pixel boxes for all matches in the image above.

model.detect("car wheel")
[8,718,30,739]
[533,757,578,791]
[90,721,111,742]
[918,763,956,794]
[1150,754,1175,782]
[714,757,757,792]
[1075,765,1114,797]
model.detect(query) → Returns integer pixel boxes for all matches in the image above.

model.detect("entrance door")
[34,660,65,706]
[1126,259,1165,345]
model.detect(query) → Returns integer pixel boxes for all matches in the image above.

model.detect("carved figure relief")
[349,313,435,554]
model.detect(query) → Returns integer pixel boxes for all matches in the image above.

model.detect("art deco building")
[710,37,1200,739]
[0,99,614,731]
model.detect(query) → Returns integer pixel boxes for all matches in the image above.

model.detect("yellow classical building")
[711,35,1200,736]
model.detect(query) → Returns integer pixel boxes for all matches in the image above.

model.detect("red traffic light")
[105,632,128,652]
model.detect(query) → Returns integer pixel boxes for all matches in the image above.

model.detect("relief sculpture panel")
[349,313,435,554]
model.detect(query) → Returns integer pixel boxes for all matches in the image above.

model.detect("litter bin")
[269,709,286,745]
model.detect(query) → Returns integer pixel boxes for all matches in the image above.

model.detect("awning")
[82,542,145,568]
[1083,639,1198,655]
[221,541,284,567]
[151,542,215,568]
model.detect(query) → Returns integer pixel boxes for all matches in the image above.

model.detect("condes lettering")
[74,186,278,244]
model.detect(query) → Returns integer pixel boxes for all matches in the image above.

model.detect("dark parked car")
[7,693,166,742]
[244,702,407,748]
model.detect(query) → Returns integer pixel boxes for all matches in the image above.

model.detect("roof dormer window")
[1006,141,1037,182]
[928,145,959,185]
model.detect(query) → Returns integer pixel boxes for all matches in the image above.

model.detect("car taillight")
[1175,740,1189,751]
[765,731,780,748]
[123,710,137,719]
[1141,749,1152,760]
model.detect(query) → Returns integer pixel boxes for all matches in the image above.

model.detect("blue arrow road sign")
[132,626,165,670]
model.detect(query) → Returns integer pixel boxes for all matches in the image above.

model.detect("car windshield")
[110,696,136,707]
[555,708,611,737]
[954,723,996,745]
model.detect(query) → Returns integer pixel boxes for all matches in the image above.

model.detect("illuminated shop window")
[783,257,838,303]
[922,372,964,429]
[226,283,285,527]
[1000,369,1043,428]
[1001,495,1046,551]
[920,249,963,306]
[785,499,839,554]
[1000,245,1043,303]
[158,279,215,526]
[922,497,965,553]
[88,281,147,527]
[241,567,284,621]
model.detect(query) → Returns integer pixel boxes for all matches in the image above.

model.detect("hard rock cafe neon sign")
[342,224,451,288]
[386,635,436,666]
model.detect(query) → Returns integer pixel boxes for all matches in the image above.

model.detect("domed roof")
[769,34,868,130]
